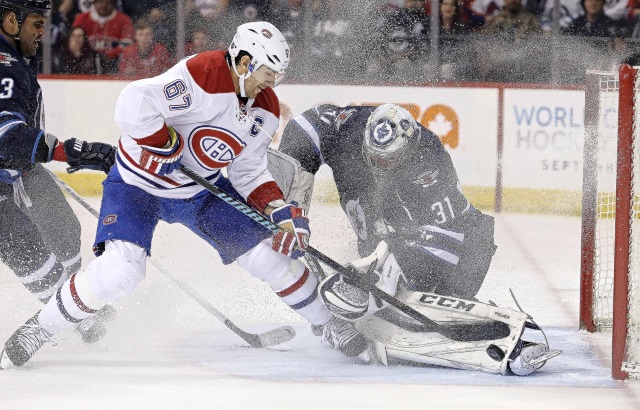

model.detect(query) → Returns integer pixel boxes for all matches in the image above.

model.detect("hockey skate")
[322,316,368,357]
[507,340,562,376]
[74,305,117,344]
[0,312,55,369]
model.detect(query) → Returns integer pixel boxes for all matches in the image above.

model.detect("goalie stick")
[46,169,295,348]
[180,165,510,342]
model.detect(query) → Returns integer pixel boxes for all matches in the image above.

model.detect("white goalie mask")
[363,104,421,175]
[228,21,290,97]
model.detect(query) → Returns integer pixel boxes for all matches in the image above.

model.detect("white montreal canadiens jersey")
[114,50,280,200]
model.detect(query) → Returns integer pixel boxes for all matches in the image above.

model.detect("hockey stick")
[46,169,295,348]
[180,165,510,342]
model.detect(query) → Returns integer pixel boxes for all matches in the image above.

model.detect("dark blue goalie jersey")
[278,104,480,256]
[0,36,51,172]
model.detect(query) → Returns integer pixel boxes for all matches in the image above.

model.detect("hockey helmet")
[0,0,51,22]
[363,104,421,175]
[228,21,290,92]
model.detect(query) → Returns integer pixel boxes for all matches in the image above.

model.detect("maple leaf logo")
[423,104,459,148]
[428,113,453,137]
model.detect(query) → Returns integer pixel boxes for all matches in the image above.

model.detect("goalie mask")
[363,104,421,176]
[228,21,290,98]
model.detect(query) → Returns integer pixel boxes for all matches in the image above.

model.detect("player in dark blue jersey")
[0,0,116,344]
[275,104,563,376]
[278,103,496,300]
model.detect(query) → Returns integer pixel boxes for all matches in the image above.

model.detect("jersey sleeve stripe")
[0,119,26,138]
[292,115,325,165]
[117,140,181,187]
[0,111,26,122]
[30,130,44,163]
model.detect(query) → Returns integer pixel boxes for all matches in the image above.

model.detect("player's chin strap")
[231,61,254,98]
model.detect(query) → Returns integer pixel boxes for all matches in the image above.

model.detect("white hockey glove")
[269,201,310,259]
[139,126,184,176]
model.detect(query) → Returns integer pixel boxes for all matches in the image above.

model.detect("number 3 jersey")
[114,50,282,202]
[0,36,50,172]
[278,105,480,254]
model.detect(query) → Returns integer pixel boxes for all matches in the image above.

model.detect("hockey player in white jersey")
[0,21,367,369]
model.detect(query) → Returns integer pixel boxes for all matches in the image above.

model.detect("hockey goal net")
[581,64,640,380]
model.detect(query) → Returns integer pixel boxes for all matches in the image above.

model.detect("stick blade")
[226,320,296,348]
[252,325,297,348]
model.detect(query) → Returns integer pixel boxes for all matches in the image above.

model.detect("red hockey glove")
[139,126,184,176]
[270,201,310,259]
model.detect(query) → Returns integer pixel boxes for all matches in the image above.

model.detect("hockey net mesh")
[592,72,619,330]
[589,70,640,374]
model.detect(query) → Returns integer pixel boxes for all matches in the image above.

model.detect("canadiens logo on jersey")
[412,170,438,188]
[188,125,246,170]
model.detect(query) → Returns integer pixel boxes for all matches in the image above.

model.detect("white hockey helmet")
[228,21,290,96]
[363,104,421,175]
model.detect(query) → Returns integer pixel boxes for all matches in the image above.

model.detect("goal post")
[580,64,640,380]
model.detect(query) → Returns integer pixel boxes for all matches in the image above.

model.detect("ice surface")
[1,190,639,409]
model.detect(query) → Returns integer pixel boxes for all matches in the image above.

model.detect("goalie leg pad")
[355,291,559,375]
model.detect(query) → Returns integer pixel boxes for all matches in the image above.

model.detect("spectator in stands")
[52,27,99,74]
[565,0,620,37]
[72,0,134,74]
[118,19,171,78]
[439,0,471,80]
[464,0,536,27]
[368,0,430,81]
[308,0,358,81]
[537,0,583,31]
[184,29,218,55]
[482,0,542,36]
[477,0,543,82]
[271,0,305,53]
[141,1,177,55]
[440,0,470,36]
[120,0,159,22]
[231,0,272,22]
[185,0,240,52]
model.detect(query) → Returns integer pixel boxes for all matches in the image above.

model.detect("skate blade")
[527,349,562,366]
[0,349,15,370]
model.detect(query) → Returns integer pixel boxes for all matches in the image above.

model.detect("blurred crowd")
[45,0,640,83]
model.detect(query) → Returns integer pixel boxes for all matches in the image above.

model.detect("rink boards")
[41,79,585,215]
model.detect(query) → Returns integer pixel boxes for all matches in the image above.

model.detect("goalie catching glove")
[139,126,184,176]
[269,201,310,259]
[53,138,116,174]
